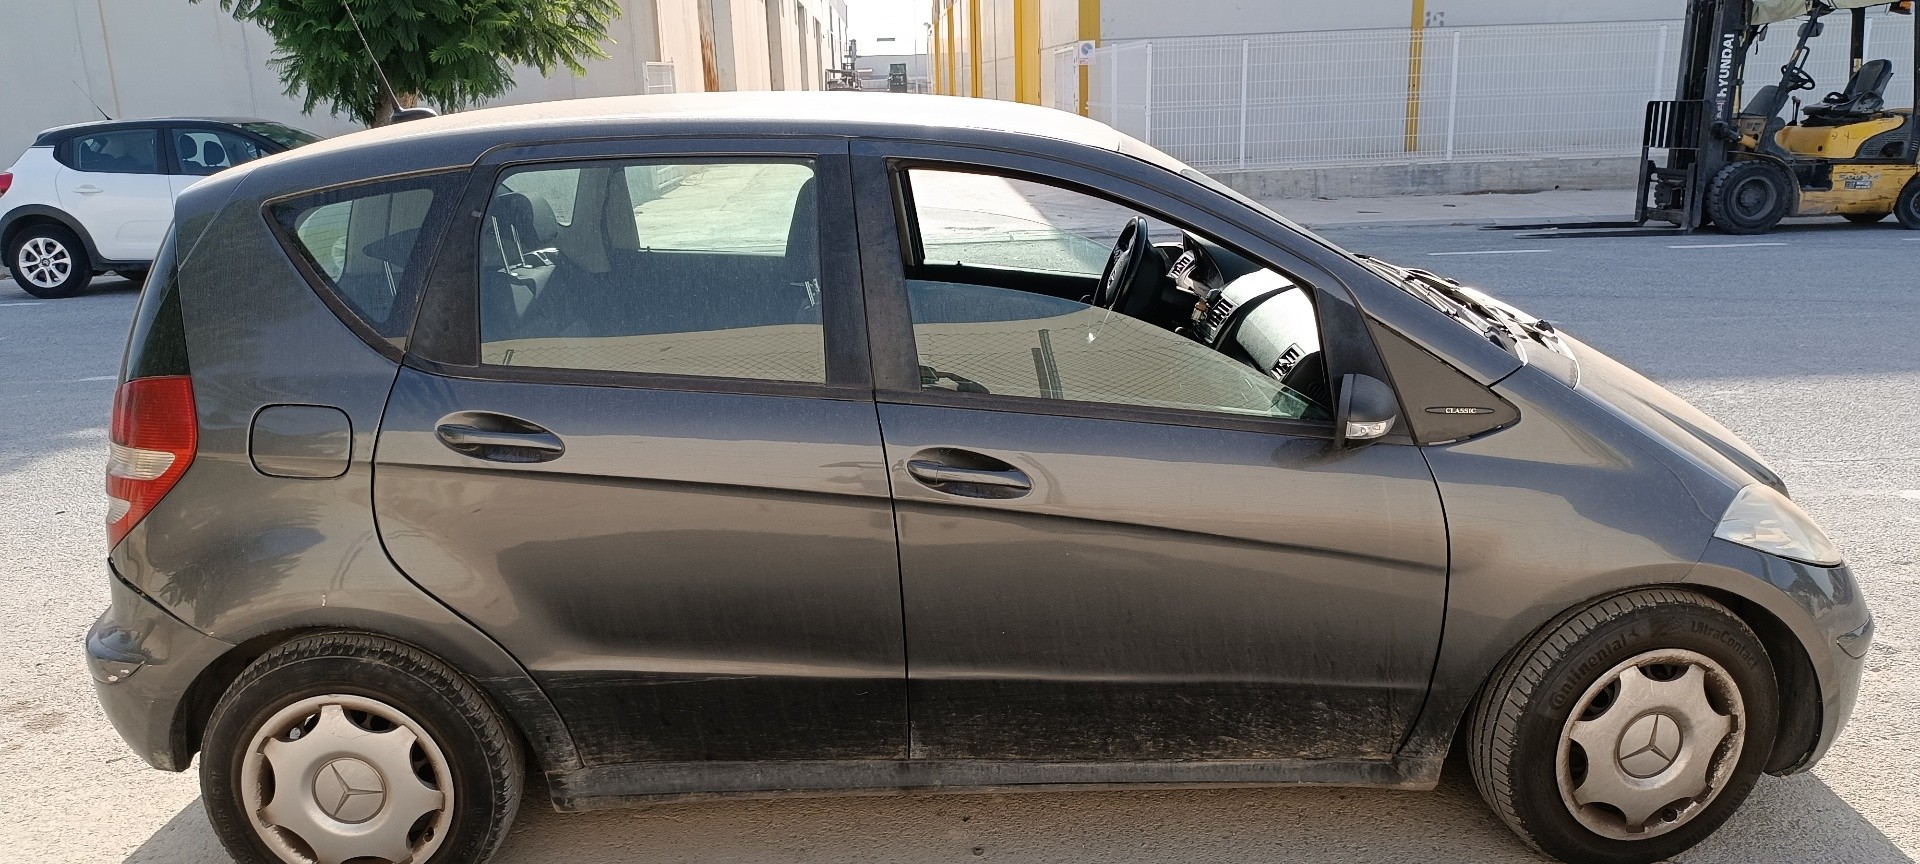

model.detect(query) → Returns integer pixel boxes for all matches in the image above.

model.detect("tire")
[5,223,93,298]
[201,633,524,864]
[1705,161,1794,235]
[1468,589,1778,864]
[1897,177,1920,230]
[1842,212,1888,225]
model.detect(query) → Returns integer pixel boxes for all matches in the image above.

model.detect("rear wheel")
[201,633,524,864]
[5,224,92,298]
[1706,161,1794,235]
[1469,589,1778,864]
[1842,212,1889,225]
[1896,177,1920,230]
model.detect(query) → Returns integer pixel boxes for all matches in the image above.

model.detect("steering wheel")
[1095,216,1157,318]
[1781,65,1817,92]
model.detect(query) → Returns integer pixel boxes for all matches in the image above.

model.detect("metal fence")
[1087,17,1915,171]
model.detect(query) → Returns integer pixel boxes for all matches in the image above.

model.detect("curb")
[1296,214,1635,231]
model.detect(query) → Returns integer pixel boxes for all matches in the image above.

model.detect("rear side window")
[269,174,459,343]
[63,129,163,174]
[476,159,827,383]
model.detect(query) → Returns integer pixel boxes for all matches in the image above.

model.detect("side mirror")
[1335,373,1400,448]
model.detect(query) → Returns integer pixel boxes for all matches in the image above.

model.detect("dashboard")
[1162,234,1326,405]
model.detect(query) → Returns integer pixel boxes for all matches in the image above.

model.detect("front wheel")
[1469,589,1778,864]
[1706,161,1794,235]
[200,633,525,864]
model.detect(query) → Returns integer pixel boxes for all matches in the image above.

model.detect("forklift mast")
[1639,0,1756,228]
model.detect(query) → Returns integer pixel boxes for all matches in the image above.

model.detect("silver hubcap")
[17,236,72,288]
[1556,649,1745,841]
[240,694,454,864]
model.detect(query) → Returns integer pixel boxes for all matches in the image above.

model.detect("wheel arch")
[169,623,582,778]
[1444,581,1821,776]
[0,204,104,265]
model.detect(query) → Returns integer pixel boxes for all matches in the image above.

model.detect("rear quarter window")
[267,173,461,348]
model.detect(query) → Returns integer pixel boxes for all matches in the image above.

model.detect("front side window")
[172,129,265,176]
[901,169,1330,422]
[270,175,453,339]
[66,129,162,174]
[477,159,826,384]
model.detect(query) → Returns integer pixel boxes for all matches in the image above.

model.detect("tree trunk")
[371,92,420,128]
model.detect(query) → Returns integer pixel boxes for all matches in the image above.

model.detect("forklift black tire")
[1897,178,1920,230]
[1842,212,1888,224]
[1706,162,1794,235]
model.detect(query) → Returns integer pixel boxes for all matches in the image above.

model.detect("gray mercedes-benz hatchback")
[87,93,1870,864]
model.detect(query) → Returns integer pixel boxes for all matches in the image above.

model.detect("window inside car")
[66,129,162,175]
[476,158,827,384]
[898,168,1331,422]
[172,129,264,176]
[270,175,456,340]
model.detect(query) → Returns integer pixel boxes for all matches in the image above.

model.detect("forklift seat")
[1803,59,1894,126]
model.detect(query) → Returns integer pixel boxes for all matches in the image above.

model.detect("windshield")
[241,122,323,150]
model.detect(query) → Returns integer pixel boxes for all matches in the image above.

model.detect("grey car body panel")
[877,403,1447,762]
[105,162,583,773]
[89,95,1866,806]
[373,369,909,765]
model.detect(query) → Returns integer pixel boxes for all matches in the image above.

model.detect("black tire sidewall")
[200,643,519,864]
[6,225,92,299]
[1709,162,1793,235]
[1505,603,1779,864]
[1897,178,1920,230]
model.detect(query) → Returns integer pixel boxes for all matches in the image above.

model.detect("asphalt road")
[1,218,1915,863]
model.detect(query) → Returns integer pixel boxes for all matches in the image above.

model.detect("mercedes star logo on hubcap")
[1617,712,1684,778]
[312,757,387,823]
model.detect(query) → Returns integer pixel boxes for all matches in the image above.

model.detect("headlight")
[1714,484,1844,566]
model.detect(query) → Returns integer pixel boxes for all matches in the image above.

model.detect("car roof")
[32,117,274,147]
[224,92,1187,197]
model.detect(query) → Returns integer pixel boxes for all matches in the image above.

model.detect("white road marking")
[0,302,45,307]
[1426,249,1553,256]
[1667,242,1788,249]
[72,375,117,382]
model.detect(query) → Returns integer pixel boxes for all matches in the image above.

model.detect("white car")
[1,117,320,298]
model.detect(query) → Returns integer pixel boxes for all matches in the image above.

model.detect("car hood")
[1550,333,1789,497]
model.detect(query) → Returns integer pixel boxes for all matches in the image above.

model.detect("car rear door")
[54,127,173,261]
[373,138,907,766]
[853,141,1450,764]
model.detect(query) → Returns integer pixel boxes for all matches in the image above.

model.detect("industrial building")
[2,0,849,161]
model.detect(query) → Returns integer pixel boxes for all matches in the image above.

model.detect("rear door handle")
[72,185,104,195]
[435,422,564,463]
[906,452,1032,498]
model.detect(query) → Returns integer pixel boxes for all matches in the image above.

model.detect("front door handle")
[905,451,1032,499]
[72,185,104,195]
[435,421,564,463]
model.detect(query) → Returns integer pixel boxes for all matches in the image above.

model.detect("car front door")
[55,127,173,261]
[854,142,1450,764]
[372,138,908,766]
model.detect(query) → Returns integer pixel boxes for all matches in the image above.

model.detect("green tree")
[198,0,623,126]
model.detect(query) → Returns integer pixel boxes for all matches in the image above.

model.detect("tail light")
[108,227,192,548]
[107,376,196,546]
[0,172,12,197]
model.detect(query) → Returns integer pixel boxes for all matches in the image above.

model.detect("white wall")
[1097,0,1681,41]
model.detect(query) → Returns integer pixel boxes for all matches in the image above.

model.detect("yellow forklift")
[1507,1,1919,236]
[1645,0,1919,233]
